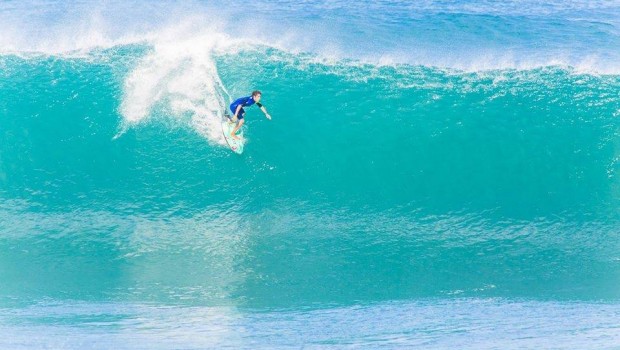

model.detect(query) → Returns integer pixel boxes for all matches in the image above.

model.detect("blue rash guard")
[229,96,263,120]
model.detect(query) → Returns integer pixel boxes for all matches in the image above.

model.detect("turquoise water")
[1,1,620,348]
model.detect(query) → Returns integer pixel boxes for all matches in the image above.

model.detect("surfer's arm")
[257,103,271,120]
[233,104,243,119]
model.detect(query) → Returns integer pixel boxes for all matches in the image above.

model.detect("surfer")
[228,90,271,140]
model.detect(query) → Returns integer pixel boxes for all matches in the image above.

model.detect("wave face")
[1,1,620,348]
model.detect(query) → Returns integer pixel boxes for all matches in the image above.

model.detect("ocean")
[1,0,620,348]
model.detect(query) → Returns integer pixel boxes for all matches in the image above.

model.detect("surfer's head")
[252,90,262,102]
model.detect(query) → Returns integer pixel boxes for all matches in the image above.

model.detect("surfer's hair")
[252,90,262,97]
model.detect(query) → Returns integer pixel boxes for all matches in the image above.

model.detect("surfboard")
[221,118,244,154]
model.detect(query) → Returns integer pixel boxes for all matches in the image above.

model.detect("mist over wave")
[2,0,620,73]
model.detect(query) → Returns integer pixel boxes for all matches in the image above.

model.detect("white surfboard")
[221,118,244,154]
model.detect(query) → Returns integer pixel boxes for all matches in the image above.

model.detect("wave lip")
[2,1,620,74]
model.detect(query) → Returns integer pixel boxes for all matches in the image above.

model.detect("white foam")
[121,33,226,144]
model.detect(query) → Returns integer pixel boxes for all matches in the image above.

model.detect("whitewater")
[1,0,620,348]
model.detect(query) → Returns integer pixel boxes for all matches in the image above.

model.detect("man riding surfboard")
[228,90,271,140]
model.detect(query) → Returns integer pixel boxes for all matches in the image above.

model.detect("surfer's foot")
[231,133,241,140]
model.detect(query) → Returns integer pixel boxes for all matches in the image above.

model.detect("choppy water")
[1,0,620,348]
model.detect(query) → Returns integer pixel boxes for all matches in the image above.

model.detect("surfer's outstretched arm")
[258,104,271,120]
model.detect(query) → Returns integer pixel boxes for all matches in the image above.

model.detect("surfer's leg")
[231,118,244,139]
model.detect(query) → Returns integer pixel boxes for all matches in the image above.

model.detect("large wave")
[2,0,620,321]
[2,0,620,148]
